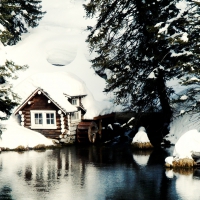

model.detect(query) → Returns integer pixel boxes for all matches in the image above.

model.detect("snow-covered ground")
[0,115,54,149]
[164,113,200,164]
[165,113,200,145]
[165,129,200,166]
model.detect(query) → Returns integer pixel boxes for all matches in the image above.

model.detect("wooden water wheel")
[76,121,98,143]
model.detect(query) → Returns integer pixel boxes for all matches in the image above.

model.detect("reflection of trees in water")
[148,149,179,200]
[25,166,32,181]
[173,168,194,176]
[4,149,74,192]
[0,160,2,172]
[193,168,200,179]
[76,145,134,166]
[30,148,76,189]
[0,186,13,200]
[130,148,179,200]
[0,146,196,199]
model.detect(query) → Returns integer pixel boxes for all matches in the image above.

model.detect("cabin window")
[30,110,56,129]
[46,113,55,124]
[72,99,78,105]
[71,111,81,121]
[35,113,43,124]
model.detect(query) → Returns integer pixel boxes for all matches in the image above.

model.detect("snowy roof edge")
[63,93,87,99]
[14,87,67,115]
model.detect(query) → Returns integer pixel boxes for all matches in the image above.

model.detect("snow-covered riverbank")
[1,0,200,152]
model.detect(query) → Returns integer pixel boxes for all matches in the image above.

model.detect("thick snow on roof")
[13,71,117,119]
[0,0,106,102]
[14,72,83,113]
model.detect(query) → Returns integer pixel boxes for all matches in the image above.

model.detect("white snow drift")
[131,127,151,144]
[165,129,200,166]
[0,116,54,149]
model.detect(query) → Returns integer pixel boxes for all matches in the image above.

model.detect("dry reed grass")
[0,147,10,151]
[131,142,154,149]
[14,145,28,151]
[172,158,196,168]
[33,144,46,150]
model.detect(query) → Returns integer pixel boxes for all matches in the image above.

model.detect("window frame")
[71,98,78,106]
[71,111,81,122]
[34,113,43,125]
[30,110,57,129]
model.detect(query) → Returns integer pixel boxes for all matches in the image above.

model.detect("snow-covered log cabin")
[14,87,87,139]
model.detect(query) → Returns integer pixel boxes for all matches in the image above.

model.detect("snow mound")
[132,127,150,143]
[173,129,200,159]
[0,116,53,149]
[165,129,200,167]
[165,156,174,166]
[46,48,76,66]
[164,113,200,145]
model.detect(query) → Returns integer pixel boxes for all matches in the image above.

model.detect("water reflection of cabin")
[14,87,87,139]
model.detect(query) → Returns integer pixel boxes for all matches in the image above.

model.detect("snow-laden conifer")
[84,0,200,125]
[0,0,45,45]
[0,0,45,132]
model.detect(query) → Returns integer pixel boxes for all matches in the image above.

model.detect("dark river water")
[0,145,200,200]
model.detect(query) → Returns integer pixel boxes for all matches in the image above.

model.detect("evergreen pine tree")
[0,0,45,132]
[0,0,45,45]
[162,0,200,116]
[84,0,200,124]
[0,61,28,120]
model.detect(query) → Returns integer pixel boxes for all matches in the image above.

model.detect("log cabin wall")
[19,93,69,139]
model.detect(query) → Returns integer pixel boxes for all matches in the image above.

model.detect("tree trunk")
[156,69,172,124]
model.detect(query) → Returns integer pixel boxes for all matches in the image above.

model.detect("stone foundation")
[60,135,76,144]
